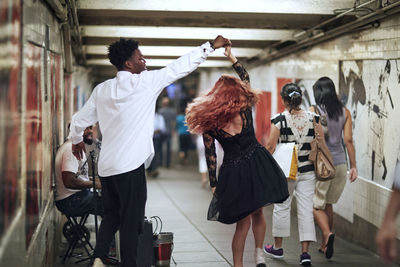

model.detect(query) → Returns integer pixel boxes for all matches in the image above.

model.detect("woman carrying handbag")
[311,77,358,260]
[264,83,325,266]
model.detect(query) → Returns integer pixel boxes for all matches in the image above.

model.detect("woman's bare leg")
[252,208,267,265]
[313,208,332,250]
[232,215,251,267]
[251,208,266,248]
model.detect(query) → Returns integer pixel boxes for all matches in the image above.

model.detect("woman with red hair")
[186,46,289,267]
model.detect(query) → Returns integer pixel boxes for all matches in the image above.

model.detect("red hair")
[186,75,259,134]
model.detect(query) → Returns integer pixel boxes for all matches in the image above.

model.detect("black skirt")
[207,145,289,224]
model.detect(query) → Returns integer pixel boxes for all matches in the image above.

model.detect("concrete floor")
[56,164,397,267]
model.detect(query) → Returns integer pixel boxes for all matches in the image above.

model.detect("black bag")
[136,218,155,267]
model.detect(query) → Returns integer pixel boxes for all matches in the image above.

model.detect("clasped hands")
[211,35,234,57]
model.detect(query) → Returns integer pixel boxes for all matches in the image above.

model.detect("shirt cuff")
[71,135,83,145]
[202,42,215,55]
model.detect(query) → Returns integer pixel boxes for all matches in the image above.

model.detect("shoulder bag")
[308,116,336,181]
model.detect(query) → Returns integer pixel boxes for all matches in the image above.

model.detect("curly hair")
[186,75,259,134]
[107,38,139,70]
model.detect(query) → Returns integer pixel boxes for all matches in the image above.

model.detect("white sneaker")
[255,247,267,267]
[92,258,105,267]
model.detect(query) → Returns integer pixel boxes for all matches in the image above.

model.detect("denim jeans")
[55,189,103,217]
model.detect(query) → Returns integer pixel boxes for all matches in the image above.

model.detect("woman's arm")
[225,46,238,64]
[203,132,218,190]
[224,46,250,83]
[343,108,358,182]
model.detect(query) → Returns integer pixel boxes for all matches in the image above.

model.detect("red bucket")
[153,232,173,266]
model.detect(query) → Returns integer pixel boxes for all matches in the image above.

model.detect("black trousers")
[93,165,147,267]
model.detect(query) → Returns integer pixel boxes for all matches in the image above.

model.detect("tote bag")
[273,142,297,180]
[272,113,298,180]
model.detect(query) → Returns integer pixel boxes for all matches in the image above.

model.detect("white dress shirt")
[69,42,214,177]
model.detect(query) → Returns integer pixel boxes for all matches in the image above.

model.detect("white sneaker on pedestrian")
[92,258,105,267]
[255,247,268,267]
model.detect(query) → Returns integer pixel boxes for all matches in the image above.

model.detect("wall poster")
[339,59,400,188]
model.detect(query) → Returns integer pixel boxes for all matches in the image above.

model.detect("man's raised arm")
[144,35,231,96]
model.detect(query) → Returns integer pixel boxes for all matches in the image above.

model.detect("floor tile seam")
[155,180,233,266]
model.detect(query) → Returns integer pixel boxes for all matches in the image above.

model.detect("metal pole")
[90,150,99,240]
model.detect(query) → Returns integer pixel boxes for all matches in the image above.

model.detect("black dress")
[203,61,289,224]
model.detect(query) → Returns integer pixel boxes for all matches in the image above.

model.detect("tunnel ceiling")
[76,0,385,81]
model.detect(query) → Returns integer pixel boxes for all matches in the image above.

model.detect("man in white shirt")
[69,36,230,267]
[55,126,102,217]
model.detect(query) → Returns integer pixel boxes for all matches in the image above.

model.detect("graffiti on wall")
[0,0,21,240]
[339,59,400,187]
[339,60,367,129]
[25,43,43,247]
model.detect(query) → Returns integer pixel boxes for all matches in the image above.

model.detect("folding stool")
[61,213,94,264]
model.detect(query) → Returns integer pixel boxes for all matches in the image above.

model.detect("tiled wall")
[335,176,398,235]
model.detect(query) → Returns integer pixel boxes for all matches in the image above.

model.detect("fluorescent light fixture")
[87,58,232,68]
[85,45,261,58]
[82,26,294,41]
